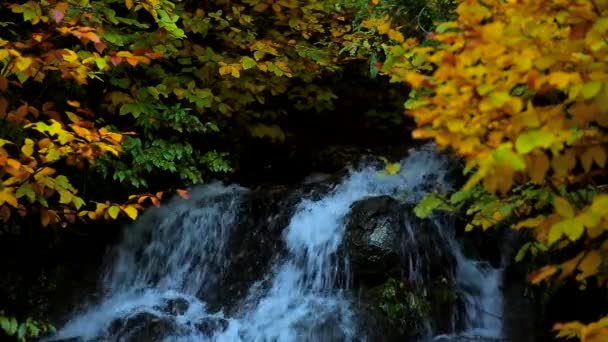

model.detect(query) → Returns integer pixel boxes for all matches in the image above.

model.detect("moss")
[372,277,458,336]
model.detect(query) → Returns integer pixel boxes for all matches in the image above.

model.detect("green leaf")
[107,205,120,219]
[16,183,35,202]
[9,317,18,335]
[515,242,530,262]
[119,103,143,118]
[103,31,125,46]
[581,81,602,100]
[253,50,265,61]
[241,56,257,70]
[494,144,526,170]
[1,317,10,334]
[369,53,378,79]
[414,195,448,218]
[450,189,473,204]
[515,130,555,154]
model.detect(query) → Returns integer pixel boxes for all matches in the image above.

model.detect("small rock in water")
[160,297,190,316]
[195,317,229,336]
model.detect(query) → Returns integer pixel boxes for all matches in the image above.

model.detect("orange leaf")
[529,265,558,284]
[577,250,602,281]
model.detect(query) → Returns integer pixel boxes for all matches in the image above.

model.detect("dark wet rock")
[159,297,189,316]
[200,185,293,313]
[342,196,455,287]
[342,195,406,287]
[352,298,409,342]
[195,317,229,336]
[108,312,177,342]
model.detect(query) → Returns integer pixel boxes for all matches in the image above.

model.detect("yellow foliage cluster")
[366,0,608,339]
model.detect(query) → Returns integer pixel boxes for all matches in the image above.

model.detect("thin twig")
[417,7,429,34]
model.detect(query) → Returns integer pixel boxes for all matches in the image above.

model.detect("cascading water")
[51,145,505,342]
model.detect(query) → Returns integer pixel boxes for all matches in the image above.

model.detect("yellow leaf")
[577,250,601,281]
[231,67,240,78]
[219,65,230,76]
[66,100,81,107]
[387,29,404,43]
[548,220,565,245]
[547,72,571,89]
[405,72,426,88]
[0,187,18,208]
[125,0,134,10]
[515,215,545,229]
[107,205,120,219]
[554,321,585,338]
[554,197,574,218]
[58,189,74,205]
[14,57,32,72]
[61,49,79,62]
[33,167,56,181]
[385,163,401,175]
[562,218,585,242]
[21,138,34,157]
[122,205,138,220]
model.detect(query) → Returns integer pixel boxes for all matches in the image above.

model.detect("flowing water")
[52,145,505,341]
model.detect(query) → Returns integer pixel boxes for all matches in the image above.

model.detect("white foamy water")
[51,145,504,342]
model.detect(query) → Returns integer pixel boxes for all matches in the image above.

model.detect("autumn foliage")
[5,0,608,340]
[367,0,608,340]
[0,0,360,230]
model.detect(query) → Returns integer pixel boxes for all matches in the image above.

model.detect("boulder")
[342,195,406,287]
[342,196,455,287]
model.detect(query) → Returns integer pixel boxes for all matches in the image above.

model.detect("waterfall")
[51,145,505,342]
